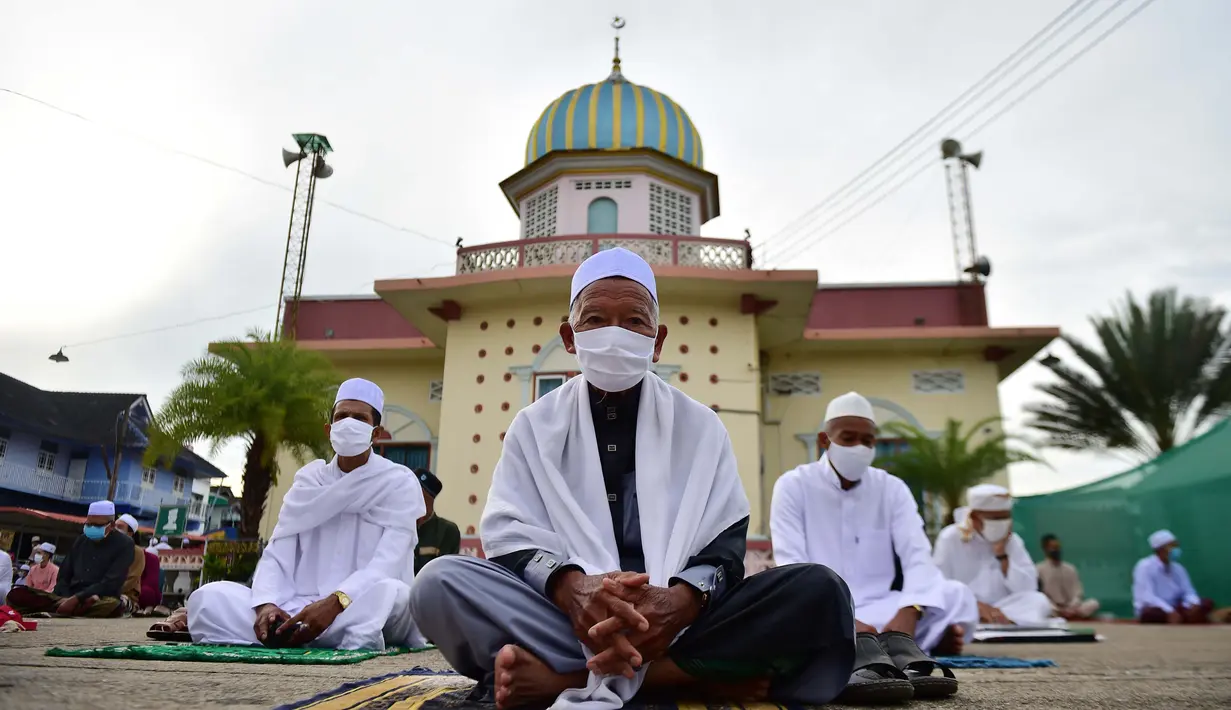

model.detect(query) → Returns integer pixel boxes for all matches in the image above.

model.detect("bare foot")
[933,623,964,656]
[494,644,588,710]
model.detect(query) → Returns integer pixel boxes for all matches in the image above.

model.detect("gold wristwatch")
[332,591,352,609]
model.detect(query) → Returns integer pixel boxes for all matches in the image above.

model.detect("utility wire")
[758,0,1156,266]
[0,87,454,247]
[63,304,277,349]
[750,0,1098,255]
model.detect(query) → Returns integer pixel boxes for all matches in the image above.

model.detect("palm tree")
[146,329,340,537]
[878,417,1042,524]
[1027,288,1231,459]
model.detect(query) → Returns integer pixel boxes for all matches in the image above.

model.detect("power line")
[750,0,1098,255]
[758,0,1157,266]
[0,87,455,247]
[64,304,276,349]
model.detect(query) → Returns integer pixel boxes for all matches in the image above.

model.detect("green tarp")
[1012,418,1231,617]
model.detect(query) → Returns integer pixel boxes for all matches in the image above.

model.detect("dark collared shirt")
[491,381,748,608]
[54,532,134,601]
[415,514,461,575]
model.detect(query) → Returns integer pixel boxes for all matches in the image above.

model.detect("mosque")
[260,45,1060,565]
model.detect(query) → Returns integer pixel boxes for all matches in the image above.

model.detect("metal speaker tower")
[940,138,986,282]
[275,133,334,340]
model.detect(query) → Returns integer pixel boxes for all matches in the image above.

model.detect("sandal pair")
[836,631,958,705]
[146,607,192,642]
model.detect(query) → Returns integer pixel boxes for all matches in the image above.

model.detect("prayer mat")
[279,669,838,710]
[935,656,1057,669]
[46,643,435,665]
[973,626,1100,643]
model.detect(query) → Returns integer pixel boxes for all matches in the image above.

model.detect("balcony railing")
[456,234,751,275]
[0,462,193,512]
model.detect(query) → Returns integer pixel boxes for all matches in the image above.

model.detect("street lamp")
[48,348,69,363]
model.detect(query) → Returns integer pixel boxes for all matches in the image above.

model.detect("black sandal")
[878,631,959,699]
[835,632,915,705]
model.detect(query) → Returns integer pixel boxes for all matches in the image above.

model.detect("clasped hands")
[551,570,701,679]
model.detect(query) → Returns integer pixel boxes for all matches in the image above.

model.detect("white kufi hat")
[966,484,1014,512]
[824,391,876,424]
[335,378,384,416]
[569,247,658,306]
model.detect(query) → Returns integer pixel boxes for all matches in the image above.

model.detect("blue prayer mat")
[936,655,1057,669]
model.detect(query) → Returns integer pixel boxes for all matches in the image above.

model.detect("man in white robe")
[187,378,426,650]
[933,484,1053,626]
[772,391,970,702]
[411,248,856,710]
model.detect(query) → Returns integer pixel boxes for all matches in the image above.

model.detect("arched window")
[587,197,618,234]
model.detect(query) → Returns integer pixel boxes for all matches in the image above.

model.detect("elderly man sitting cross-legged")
[184,378,427,650]
[411,248,857,710]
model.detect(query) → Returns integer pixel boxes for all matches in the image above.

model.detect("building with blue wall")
[0,372,226,531]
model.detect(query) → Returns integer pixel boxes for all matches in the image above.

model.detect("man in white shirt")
[933,484,1052,626]
[186,378,426,650]
[772,391,969,702]
[1132,530,1211,624]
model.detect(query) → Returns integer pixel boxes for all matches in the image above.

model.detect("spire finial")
[608,16,626,81]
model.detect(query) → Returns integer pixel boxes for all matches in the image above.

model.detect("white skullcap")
[1148,529,1177,550]
[967,484,1013,512]
[117,513,139,532]
[824,391,876,424]
[87,500,116,517]
[335,378,384,415]
[160,536,169,543]
[38,542,56,554]
[570,247,658,306]
[20,564,30,571]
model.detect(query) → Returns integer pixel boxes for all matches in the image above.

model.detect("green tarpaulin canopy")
[1013,417,1231,617]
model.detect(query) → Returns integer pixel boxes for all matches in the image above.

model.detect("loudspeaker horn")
[312,160,334,179]
[963,255,992,278]
[962,151,983,169]
[282,148,306,167]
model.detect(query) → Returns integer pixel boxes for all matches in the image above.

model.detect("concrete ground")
[0,619,1229,709]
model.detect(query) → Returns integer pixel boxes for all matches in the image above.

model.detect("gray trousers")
[409,556,856,704]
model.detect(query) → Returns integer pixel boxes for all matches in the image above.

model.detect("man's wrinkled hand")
[56,595,81,616]
[283,595,345,646]
[978,601,1011,625]
[552,570,649,677]
[253,603,291,643]
[591,577,702,663]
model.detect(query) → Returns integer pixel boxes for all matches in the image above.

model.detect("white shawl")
[482,374,749,710]
[271,453,421,543]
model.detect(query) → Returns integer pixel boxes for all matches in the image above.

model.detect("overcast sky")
[3,0,1228,498]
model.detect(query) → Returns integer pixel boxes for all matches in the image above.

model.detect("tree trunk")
[239,434,272,539]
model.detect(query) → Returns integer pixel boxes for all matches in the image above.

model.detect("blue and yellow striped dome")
[524,70,703,168]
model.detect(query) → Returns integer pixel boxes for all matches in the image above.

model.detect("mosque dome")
[524,61,704,169]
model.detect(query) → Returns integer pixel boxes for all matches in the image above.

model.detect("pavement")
[1,619,1229,709]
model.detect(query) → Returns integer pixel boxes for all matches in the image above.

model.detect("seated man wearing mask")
[411,248,856,710]
[1133,530,1212,624]
[1037,534,1100,620]
[25,542,60,593]
[933,485,1052,626]
[8,500,135,618]
[185,378,426,650]
[772,391,971,703]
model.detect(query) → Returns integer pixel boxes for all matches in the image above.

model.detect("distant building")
[255,50,1060,562]
[0,372,225,532]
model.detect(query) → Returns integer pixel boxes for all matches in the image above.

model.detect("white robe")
[0,552,10,606]
[483,373,749,710]
[188,453,426,650]
[770,458,977,652]
[933,524,1053,626]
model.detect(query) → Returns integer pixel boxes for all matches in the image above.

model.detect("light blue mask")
[1169,547,1182,561]
[83,524,107,541]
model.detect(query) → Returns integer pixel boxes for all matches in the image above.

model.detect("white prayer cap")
[20,564,30,571]
[160,536,169,543]
[1148,529,1177,550]
[966,484,1013,512]
[117,513,139,532]
[824,391,876,424]
[38,542,56,554]
[335,378,384,415]
[569,247,658,306]
[87,500,116,517]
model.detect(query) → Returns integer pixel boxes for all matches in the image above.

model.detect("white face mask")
[825,442,876,482]
[32,554,45,564]
[330,417,375,457]
[979,518,1012,542]
[572,326,656,393]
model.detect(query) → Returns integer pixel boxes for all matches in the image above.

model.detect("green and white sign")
[155,505,188,536]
